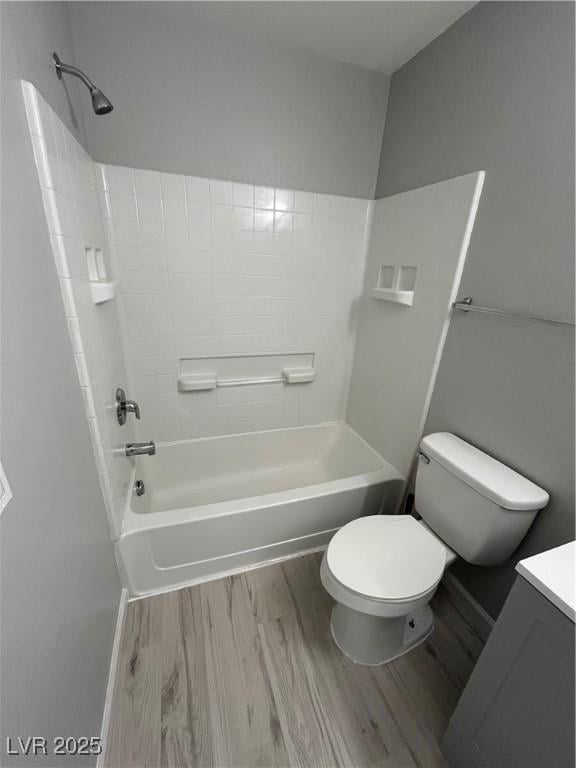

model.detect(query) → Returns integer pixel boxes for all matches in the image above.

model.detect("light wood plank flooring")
[104,553,484,768]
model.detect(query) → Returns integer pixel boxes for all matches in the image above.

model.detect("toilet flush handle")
[418,450,431,465]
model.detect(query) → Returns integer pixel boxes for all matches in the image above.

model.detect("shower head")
[53,52,113,115]
[91,88,114,115]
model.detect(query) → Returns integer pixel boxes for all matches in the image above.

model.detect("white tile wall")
[99,164,371,442]
[22,82,133,539]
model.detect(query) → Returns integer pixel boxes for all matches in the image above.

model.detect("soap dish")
[371,287,414,306]
[91,281,116,305]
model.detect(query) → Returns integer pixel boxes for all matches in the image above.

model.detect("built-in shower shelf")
[372,265,417,306]
[178,352,316,392]
[178,374,218,391]
[91,280,117,305]
[178,368,315,392]
[370,287,415,306]
[85,246,116,304]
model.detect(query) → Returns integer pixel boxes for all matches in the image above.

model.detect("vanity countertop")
[516,540,575,623]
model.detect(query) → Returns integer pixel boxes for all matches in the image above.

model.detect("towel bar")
[453,297,574,329]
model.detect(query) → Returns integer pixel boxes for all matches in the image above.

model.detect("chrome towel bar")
[453,297,575,329]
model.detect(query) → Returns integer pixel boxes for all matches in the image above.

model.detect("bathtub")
[116,423,404,596]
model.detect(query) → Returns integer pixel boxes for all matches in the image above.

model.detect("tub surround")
[22,79,374,544]
[98,163,372,443]
[347,172,484,478]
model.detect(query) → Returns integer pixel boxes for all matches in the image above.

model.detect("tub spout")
[125,441,156,457]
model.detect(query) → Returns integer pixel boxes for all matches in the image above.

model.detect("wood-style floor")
[104,553,484,768]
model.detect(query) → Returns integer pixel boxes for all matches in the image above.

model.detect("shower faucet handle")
[125,400,141,419]
[116,387,141,425]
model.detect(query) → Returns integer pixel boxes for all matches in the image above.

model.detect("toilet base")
[330,602,434,666]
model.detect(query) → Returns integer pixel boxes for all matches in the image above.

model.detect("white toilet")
[321,432,549,665]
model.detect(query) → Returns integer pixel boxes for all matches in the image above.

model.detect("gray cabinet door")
[442,576,575,768]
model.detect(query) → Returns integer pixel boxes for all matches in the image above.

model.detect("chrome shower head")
[53,52,113,115]
[90,88,114,115]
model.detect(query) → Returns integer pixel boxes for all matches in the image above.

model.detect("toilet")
[321,432,549,665]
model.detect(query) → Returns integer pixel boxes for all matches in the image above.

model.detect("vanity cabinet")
[441,574,575,768]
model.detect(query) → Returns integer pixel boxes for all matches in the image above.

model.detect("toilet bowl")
[321,515,454,665]
[321,432,549,666]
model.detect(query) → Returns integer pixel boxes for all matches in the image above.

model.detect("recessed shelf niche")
[86,246,116,304]
[371,264,417,306]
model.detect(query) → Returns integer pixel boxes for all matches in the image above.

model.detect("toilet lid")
[327,515,447,601]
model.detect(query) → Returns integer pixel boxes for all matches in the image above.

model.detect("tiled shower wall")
[99,165,371,441]
[22,82,132,539]
[23,76,371,542]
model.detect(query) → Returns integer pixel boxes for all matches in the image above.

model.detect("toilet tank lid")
[420,433,550,511]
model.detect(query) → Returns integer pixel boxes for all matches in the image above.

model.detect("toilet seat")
[326,515,447,603]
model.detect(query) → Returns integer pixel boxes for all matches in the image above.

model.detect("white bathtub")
[116,423,404,596]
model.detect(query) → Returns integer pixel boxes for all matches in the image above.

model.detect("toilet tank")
[415,433,549,566]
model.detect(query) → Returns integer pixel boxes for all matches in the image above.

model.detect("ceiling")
[199,2,477,74]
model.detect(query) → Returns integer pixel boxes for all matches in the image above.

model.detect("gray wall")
[69,2,390,198]
[377,1,574,617]
[0,3,121,764]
